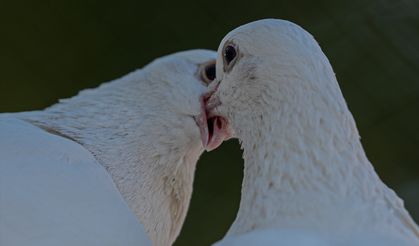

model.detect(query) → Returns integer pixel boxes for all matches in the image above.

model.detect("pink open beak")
[195,92,231,151]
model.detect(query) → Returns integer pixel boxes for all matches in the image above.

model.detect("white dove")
[0,49,219,246]
[197,19,419,245]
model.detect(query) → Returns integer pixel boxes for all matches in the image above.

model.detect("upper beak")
[195,80,231,151]
[204,80,221,114]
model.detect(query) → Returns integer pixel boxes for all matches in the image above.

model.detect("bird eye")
[201,61,216,84]
[223,45,237,66]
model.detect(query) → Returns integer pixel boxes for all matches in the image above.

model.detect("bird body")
[1,49,216,246]
[0,117,151,246]
[202,19,419,245]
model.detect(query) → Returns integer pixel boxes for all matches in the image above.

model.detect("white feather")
[209,19,419,245]
[0,117,151,246]
[1,49,216,246]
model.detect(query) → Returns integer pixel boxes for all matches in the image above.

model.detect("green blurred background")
[1,0,418,245]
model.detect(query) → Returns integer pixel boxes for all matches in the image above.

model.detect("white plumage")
[0,118,151,246]
[0,49,216,246]
[202,19,419,245]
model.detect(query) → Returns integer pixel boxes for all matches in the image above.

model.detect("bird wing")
[0,117,151,246]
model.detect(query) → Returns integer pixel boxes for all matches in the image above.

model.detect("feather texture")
[208,19,419,245]
[1,49,216,246]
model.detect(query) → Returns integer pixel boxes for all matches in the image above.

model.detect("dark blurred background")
[1,0,418,245]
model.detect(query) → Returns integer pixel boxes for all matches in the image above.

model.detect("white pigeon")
[196,19,419,245]
[0,49,217,246]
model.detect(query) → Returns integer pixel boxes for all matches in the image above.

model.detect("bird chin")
[195,95,232,151]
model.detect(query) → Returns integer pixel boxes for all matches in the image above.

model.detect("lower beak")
[195,93,231,151]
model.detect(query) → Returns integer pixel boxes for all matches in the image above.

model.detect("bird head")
[133,50,220,158]
[200,19,342,145]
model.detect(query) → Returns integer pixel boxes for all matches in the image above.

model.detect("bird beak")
[195,94,210,149]
[195,83,231,151]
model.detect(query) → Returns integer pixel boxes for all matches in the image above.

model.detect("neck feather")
[228,72,419,241]
[14,72,202,246]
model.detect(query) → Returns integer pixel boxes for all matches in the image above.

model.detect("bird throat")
[227,103,385,236]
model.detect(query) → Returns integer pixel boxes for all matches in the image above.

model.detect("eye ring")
[200,61,216,84]
[223,43,238,72]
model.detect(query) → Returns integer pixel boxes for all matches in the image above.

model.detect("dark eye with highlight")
[201,62,216,84]
[224,45,237,66]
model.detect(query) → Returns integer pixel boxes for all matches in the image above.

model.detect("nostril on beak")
[203,91,213,104]
[206,96,221,113]
[201,80,222,115]
[207,79,221,94]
